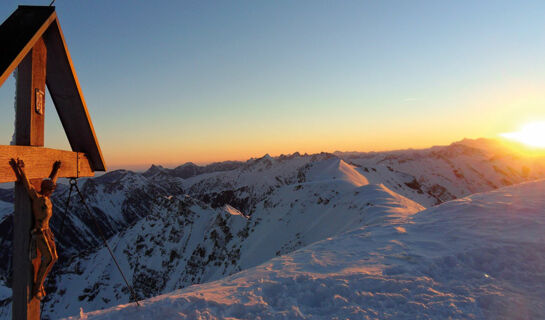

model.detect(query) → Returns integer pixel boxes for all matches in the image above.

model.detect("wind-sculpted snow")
[69,180,545,320]
[0,138,544,319]
[40,158,423,319]
[341,139,545,206]
[0,170,188,317]
[171,138,545,210]
[306,158,369,187]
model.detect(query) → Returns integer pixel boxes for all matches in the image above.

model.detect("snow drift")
[2,138,545,319]
[41,158,423,318]
[69,179,545,320]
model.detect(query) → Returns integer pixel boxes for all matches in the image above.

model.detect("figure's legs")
[33,232,57,299]
[40,230,58,295]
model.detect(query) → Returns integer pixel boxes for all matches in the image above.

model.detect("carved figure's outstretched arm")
[49,161,61,184]
[10,159,36,198]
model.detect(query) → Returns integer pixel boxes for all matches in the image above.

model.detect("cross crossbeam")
[0,6,106,319]
[0,146,94,183]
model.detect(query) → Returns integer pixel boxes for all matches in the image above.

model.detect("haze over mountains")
[0,138,544,319]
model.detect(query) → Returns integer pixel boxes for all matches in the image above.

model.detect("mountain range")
[0,138,544,319]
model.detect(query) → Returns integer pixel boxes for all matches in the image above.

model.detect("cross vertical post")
[0,6,106,318]
[12,36,47,320]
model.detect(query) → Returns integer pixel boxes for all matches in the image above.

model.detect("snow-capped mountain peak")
[1,138,544,319]
[68,179,545,320]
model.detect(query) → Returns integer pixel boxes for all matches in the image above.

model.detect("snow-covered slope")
[172,139,545,213]
[71,179,545,320]
[0,201,11,221]
[40,158,423,318]
[1,138,544,319]
[340,138,545,206]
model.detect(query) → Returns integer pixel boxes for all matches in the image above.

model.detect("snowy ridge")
[340,138,545,206]
[40,158,423,318]
[178,139,545,211]
[306,158,369,187]
[223,204,248,218]
[70,179,545,320]
[0,138,544,319]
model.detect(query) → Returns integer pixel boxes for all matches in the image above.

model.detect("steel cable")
[72,179,141,307]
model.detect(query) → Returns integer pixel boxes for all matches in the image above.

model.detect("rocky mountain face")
[0,138,543,319]
[340,138,545,206]
[72,178,545,320]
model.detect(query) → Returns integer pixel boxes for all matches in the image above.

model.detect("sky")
[1,0,545,170]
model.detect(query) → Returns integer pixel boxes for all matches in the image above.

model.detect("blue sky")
[1,1,545,169]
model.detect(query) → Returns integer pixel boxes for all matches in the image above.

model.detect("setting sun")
[500,121,545,148]
[3,2,545,319]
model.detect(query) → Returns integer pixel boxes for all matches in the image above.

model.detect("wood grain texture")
[14,50,33,146]
[0,146,94,183]
[15,37,46,147]
[3,7,103,319]
[0,6,56,87]
[0,6,106,171]
[13,180,41,320]
[12,35,48,319]
[43,20,106,172]
[31,37,46,146]
[29,181,41,318]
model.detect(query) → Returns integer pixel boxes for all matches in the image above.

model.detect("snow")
[2,138,545,319]
[341,140,545,207]
[43,163,423,319]
[179,139,545,211]
[0,200,12,221]
[223,205,248,218]
[67,179,545,320]
[307,159,369,187]
[0,281,10,319]
[0,285,10,302]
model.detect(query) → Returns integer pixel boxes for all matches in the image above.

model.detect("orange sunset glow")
[501,121,545,148]
[2,2,545,319]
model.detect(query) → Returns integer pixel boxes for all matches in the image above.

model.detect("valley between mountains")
[0,138,544,319]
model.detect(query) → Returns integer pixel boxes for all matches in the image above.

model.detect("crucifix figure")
[0,6,106,319]
[10,159,61,300]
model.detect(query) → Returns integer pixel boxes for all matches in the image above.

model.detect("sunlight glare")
[500,121,545,148]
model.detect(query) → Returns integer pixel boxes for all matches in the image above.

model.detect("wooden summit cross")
[0,6,106,319]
